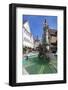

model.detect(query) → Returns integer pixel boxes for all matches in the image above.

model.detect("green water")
[23,56,57,74]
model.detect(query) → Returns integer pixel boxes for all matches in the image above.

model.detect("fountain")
[38,19,50,61]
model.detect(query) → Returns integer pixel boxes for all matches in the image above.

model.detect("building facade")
[49,29,57,53]
[43,19,57,53]
[23,21,34,50]
[34,38,40,50]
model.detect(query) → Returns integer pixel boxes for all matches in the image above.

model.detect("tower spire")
[44,19,48,27]
[45,19,46,24]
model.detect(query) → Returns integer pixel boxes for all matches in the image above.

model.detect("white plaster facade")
[23,21,34,48]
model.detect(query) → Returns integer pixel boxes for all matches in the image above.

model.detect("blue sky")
[23,15,57,40]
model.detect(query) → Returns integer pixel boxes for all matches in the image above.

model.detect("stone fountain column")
[42,19,50,60]
[38,19,50,60]
[42,19,50,52]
